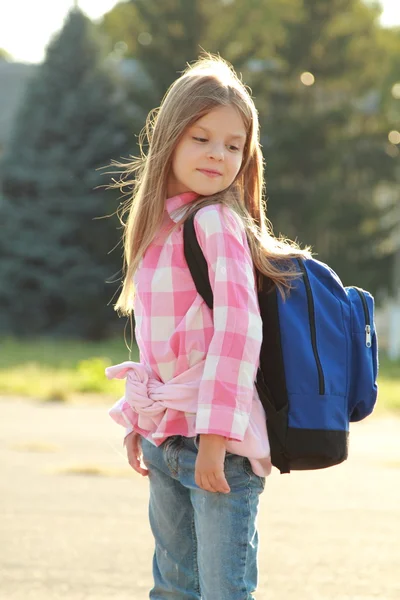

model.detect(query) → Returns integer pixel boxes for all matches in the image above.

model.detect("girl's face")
[167,104,247,198]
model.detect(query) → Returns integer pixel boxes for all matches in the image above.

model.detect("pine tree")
[100,0,208,115]
[100,0,288,108]
[0,8,131,338]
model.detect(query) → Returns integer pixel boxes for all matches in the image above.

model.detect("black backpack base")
[255,374,349,474]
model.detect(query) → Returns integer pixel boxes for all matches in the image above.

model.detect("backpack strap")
[183,211,214,310]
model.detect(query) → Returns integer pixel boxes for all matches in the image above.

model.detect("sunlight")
[0,0,119,63]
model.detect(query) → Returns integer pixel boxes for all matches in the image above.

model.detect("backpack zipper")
[296,260,325,395]
[353,288,372,347]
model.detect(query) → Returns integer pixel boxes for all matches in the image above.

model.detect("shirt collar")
[165,191,200,223]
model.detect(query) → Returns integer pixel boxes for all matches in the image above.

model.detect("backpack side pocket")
[347,288,378,421]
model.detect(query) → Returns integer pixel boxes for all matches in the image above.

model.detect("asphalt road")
[1,399,399,600]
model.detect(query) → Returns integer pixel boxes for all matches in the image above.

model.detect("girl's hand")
[125,431,149,477]
[195,434,231,494]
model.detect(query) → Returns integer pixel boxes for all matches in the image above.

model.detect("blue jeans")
[141,435,265,600]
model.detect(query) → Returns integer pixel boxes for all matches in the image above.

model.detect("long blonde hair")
[111,53,311,315]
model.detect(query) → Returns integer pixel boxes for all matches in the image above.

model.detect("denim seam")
[191,512,201,597]
[243,458,252,598]
[243,458,263,598]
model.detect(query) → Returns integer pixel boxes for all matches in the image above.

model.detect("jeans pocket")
[242,457,266,491]
[162,435,183,477]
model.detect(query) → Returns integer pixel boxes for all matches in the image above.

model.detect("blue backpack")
[183,211,379,474]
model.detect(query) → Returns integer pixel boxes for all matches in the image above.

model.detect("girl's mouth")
[197,169,222,178]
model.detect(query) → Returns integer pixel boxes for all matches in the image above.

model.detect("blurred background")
[0,0,399,406]
[1,4,400,599]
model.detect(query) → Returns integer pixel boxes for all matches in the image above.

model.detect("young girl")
[106,54,310,599]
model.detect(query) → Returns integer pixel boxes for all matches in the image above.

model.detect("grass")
[0,336,134,369]
[0,336,398,413]
[373,355,400,413]
[0,336,138,403]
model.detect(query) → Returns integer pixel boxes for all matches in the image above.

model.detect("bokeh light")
[138,32,152,46]
[391,83,400,99]
[388,130,400,145]
[300,72,315,86]
[114,41,127,54]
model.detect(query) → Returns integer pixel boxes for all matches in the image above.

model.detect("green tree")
[260,0,399,295]
[100,0,206,113]
[378,26,400,125]
[100,0,291,109]
[0,8,131,338]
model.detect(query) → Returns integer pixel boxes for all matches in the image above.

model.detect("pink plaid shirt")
[107,192,271,476]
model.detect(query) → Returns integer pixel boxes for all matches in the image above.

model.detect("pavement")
[1,398,399,600]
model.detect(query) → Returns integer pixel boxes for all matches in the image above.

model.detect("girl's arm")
[193,204,263,442]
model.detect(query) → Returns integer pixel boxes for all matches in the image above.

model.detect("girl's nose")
[206,143,224,161]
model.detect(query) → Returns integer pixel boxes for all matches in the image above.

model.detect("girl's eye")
[192,137,240,152]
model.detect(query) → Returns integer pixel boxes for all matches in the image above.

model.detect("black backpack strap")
[183,211,214,310]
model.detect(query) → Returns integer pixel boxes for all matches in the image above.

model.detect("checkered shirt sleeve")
[193,204,263,441]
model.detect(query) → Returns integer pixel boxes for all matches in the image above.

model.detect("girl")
[106,54,310,599]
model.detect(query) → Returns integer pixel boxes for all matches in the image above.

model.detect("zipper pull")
[365,325,372,348]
